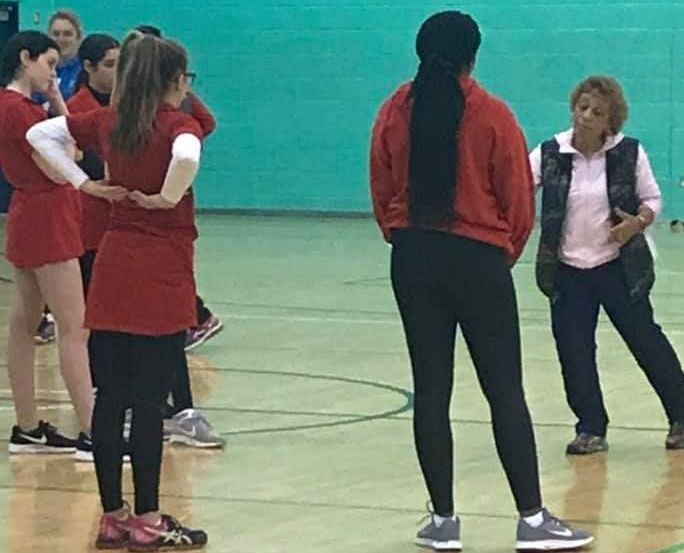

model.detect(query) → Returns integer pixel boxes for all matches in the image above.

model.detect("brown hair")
[110,32,188,155]
[48,10,83,39]
[570,76,628,134]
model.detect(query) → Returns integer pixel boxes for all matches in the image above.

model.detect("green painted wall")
[14,1,684,216]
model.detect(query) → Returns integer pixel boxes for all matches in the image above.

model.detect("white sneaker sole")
[74,450,132,463]
[9,443,75,454]
[516,536,594,550]
[184,321,224,353]
[168,434,225,449]
[415,537,463,551]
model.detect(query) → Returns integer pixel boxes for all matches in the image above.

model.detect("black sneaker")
[666,421,684,450]
[9,420,77,454]
[128,514,207,551]
[566,433,608,455]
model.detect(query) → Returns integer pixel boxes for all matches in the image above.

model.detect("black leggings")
[390,230,542,516]
[169,353,194,415]
[80,250,98,385]
[90,330,184,515]
[166,294,215,414]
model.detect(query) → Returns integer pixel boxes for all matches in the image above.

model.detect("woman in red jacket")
[370,12,592,551]
[28,32,207,549]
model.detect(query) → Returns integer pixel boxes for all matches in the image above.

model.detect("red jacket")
[370,77,534,264]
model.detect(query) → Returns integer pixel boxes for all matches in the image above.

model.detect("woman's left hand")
[609,207,645,246]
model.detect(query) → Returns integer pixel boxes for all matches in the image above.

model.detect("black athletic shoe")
[9,420,77,454]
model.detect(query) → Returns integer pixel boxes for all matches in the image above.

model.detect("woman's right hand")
[44,79,69,116]
[81,180,129,202]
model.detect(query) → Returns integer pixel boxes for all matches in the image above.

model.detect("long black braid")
[409,11,481,227]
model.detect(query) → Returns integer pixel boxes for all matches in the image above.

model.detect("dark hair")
[409,11,481,227]
[0,31,59,86]
[48,10,83,38]
[76,33,120,88]
[110,32,187,155]
[135,25,162,38]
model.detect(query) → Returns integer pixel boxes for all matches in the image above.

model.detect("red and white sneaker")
[95,508,131,550]
[184,316,223,352]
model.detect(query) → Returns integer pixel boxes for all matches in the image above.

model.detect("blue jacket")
[56,56,83,100]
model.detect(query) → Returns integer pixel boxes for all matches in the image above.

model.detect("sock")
[522,510,544,528]
[433,514,455,527]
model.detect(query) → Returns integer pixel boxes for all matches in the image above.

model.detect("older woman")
[531,76,684,455]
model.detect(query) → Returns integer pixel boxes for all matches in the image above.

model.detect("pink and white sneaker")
[128,514,207,551]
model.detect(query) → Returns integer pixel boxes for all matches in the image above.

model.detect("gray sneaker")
[666,421,684,449]
[166,408,226,449]
[516,509,593,551]
[415,515,461,551]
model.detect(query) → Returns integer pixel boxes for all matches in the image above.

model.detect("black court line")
[342,276,389,286]
[0,398,364,420]
[0,399,674,436]
[0,367,414,437]
[5,293,683,327]
[1,482,684,535]
[201,300,397,317]
[0,364,676,434]
[175,301,684,328]
[198,367,413,436]
[190,299,550,316]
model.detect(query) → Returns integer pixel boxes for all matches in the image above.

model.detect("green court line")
[653,543,684,553]
[0,367,414,438]
[216,367,413,436]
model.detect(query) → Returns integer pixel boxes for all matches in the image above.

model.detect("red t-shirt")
[68,86,102,116]
[185,93,216,138]
[370,78,535,264]
[0,89,63,192]
[67,86,110,251]
[67,105,204,335]
[0,89,82,268]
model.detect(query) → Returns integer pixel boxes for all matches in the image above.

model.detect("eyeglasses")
[184,72,197,85]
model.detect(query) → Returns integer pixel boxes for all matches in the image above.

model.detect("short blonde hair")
[570,76,628,134]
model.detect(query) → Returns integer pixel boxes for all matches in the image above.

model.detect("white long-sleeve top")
[25,115,201,204]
